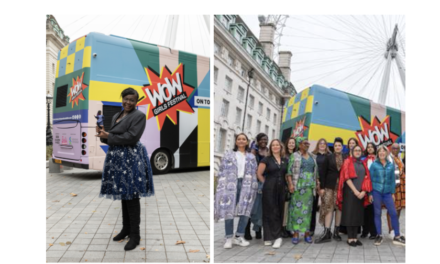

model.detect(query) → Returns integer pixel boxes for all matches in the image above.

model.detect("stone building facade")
[46,15,69,126]
[213,15,296,173]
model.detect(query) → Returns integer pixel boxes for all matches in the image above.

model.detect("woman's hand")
[392,194,395,201]
[369,195,373,203]
[96,130,109,139]
[288,183,295,193]
[319,189,325,197]
[357,191,366,199]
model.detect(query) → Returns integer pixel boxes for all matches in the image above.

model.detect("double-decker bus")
[280,84,405,154]
[52,32,210,174]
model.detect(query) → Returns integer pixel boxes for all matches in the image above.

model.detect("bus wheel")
[151,149,171,174]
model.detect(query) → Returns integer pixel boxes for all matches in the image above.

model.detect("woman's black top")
[261,156,288,180]
[315,152,329,188]
[100,109,146,146]
[320,152,348,189]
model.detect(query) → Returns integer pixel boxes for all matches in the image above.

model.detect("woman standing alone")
[97,88,155,251]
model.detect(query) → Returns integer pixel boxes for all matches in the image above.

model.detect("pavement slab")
[213,208,405,263]
[46,167,210,263]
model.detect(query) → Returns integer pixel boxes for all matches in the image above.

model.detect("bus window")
[103,105,122,131]
[55,85,68,108]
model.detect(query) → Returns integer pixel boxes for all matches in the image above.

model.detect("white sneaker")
[388,230,395,239]
[264,241,273,246]
[234,237,250,247]
[224,238,232,249]
[272,238,282,248]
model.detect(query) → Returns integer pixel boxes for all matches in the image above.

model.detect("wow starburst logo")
[138,63,195,130]
[291,117,308,137]
[356,116,398,150]
[67,72,88,107]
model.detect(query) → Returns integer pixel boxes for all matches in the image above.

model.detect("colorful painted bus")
[280,85,405,154]
[52,32,210,174]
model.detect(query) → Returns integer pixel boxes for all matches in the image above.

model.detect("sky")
[240,15,406,111]
[52,15,211,57]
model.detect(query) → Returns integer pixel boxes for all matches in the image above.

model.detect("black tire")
[151,149,171,174]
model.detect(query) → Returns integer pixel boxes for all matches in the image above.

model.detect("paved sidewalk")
[46,167,210,263]
[214,210,405,263]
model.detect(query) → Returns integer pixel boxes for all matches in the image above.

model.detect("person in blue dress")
[95,110,105,127]
[96,88,154,251]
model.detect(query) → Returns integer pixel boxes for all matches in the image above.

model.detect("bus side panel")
[176,51,198,168]
[196,55,210,167]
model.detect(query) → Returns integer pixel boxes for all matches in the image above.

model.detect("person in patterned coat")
[214,133,259,249]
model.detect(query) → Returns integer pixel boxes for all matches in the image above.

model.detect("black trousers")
[362,204,377,236]
[347,226,359,239]
[309,194,319,233]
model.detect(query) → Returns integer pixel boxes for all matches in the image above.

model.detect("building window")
[274,113,277,125]
[266,108,271,120]
[246,114,252,130]
[249,95,255,109]
[272,129,276,140]
[246,45,252,54]
[214,67,219,84]
[240,66,246,77]
[258,102,263,115]
[257,120,262,132]
[225,76,233,93]
[214,42,220,55]
[216,128,227,153]
[237,86,245,102]
[220,16,230,29]
[52,63,55,74]
[227,55,234,67]
[265,125,269,135]
[235,108,242,125]
[221,99,230,118]
[235,33,242,42]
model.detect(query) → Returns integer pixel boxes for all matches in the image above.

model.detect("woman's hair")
[350,144,363,157]
[97,110,102,115]
[364,142,377,156]
[347,137,359,148]
[256,133,268,144]
[121,87,139,102]
[267,139,285,158]
[312,138,330,155]
[233,133,250,152]
[376,145,389,160]
[284,137,297,154]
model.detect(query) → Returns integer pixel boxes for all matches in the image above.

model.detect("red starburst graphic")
[356,116,399,150]
[291,117,309,137]
[138,63,194,130]
[67,72,88,108]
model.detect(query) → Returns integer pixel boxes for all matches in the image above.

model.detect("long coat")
[214,150,258,222]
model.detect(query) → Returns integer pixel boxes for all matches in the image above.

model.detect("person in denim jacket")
[368,145,405,246]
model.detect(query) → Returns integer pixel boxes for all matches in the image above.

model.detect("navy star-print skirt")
[99,141,155,200]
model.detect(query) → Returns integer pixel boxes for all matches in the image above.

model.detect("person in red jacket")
[336,145,372,247]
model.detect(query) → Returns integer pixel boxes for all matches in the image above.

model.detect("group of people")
[214,133,406,249]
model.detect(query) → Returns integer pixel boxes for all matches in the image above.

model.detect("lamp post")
[46,93,53,146]
[241,68,254,132]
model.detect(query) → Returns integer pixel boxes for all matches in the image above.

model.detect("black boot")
[282,226,290,238]
[333,226,342,241]
[124,198,141,251]
[113,200,131,241]
[244,220,252,240]
[315,227,332,244]
[255,228,262,239]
